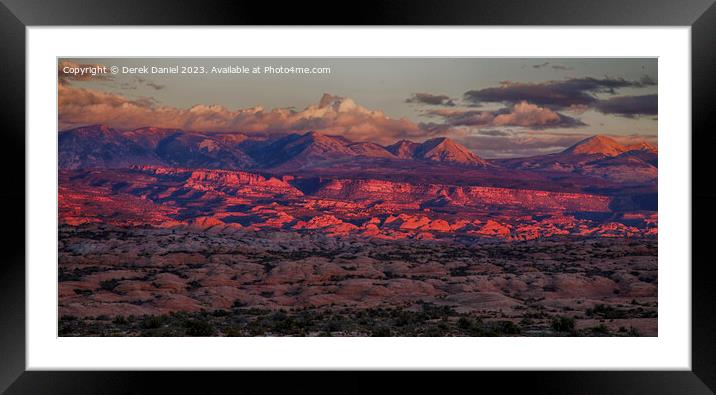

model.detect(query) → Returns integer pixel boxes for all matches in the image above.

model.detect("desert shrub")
[324,315,348,333]
[586,304,626,319]
[140,315,164,329]
[638,275,656,283]
[247,320,269,336]
[394,310,425,327]
[542,284,558,292]
[449,266,470,276]
[455,316,485,336]
[551,316,575,333]
[186,280,202,290]
[269,312,300,334]
[420,303,457,319]
[457,317,472,330]
[185,319,215,336]
[99,279,120,292]
[212,309,230,317]
[244,307,271,316]
[58,269,82,282]
[422,325,446,336]
[519,318,534,327]
[493,320,521,335]
[589,324,610,335]
[371,325,391,337]
[637,309,657,319]
[113,315,128,325]
[225,326,244,337]
[73,288,93,296]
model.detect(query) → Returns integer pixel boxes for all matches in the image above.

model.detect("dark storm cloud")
[594,94,657,117]
[463,77,656,109]
[406,93,456,106]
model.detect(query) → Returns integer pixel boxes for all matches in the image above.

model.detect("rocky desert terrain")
[58,126,658,336]
[59,226,656,336]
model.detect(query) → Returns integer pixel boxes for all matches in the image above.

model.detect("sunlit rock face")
[59,165,654,240]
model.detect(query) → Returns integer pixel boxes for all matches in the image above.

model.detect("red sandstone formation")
[316,178,612,212]
[58,165,656,241]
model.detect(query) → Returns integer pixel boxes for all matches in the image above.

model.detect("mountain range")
[59,125,656,186]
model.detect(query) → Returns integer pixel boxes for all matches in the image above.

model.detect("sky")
[58,58,657,158]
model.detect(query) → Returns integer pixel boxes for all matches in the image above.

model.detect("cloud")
[136,78,165,90]
[459,130,658,158]
[594,94,657,117]
[460,131,592,158]
[406,93,456,106]
[492,101,585,128]
[478,129,511,137]
[117,77,166,91]
[424,101,585,129]
[146,82,165,90]
[464,77,656,109]
[639,75,657,85]
[60,60,165,92]
[529,62,573,71]
[611,134,658,147]
[58,60,112,85]
[58,88,425,144]
[565,104,589,114]
[423,109,495,127]
[58,83,654,159]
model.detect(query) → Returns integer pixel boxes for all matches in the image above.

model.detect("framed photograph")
[2,0,715,393]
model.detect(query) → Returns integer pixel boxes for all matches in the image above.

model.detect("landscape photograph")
[58,58,658,336]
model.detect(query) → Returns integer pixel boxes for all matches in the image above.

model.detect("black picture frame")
[1,0,714,393]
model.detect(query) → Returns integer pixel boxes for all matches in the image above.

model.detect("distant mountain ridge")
[58,124,656,185]
[413,137,488,165]
[496,135,658,184]
[563,135,657,156]
[58,124,492,170]
[563,135,629,156]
